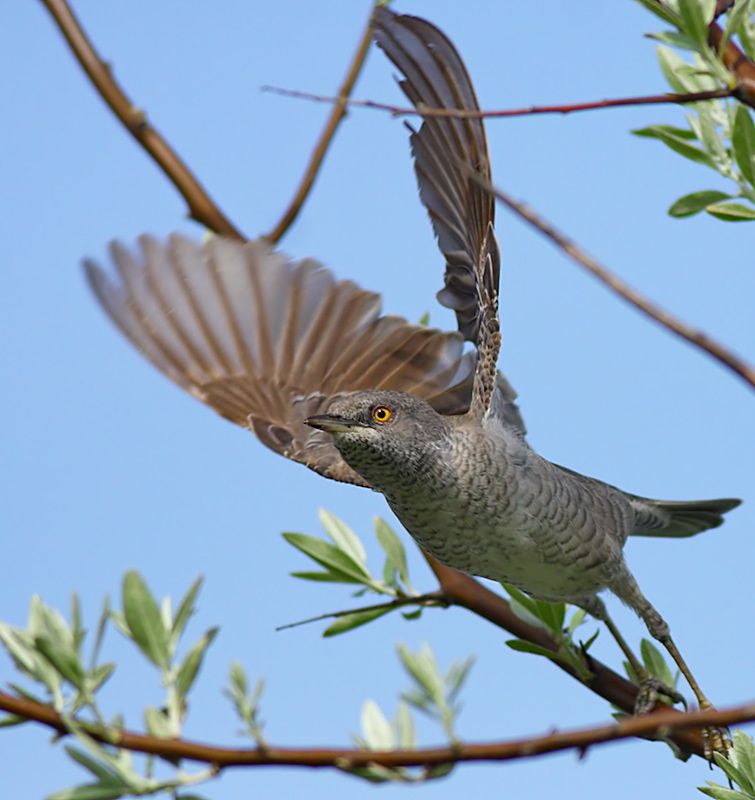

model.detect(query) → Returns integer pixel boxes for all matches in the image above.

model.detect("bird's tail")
[630,496,742,538]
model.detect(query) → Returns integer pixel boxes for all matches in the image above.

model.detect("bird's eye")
[372,405,393,424]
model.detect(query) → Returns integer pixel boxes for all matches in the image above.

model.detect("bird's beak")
[305,414,366,434]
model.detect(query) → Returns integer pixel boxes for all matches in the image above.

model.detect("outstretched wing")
[84,234,475,486]
[374,8,504,422]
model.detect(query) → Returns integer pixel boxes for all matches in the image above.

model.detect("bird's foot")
[634,676,685,715]
[699,702,732,761]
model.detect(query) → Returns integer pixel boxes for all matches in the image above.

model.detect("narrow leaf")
[121,571,169,669]
[360,700,395,749]
[47,783,125,800]
[282,533,371,582]
[323,608,390,637]
[733,105,755,185]
[706,200,755,220]
[668,189,731,216]
[176,627,218,697]
[633,125,717,167]
[374,518,410,586]
[633,0,683,26]
[319,509,366,565]
[35,635,86,689]
[677,0,716,45]
[172,576,204,641]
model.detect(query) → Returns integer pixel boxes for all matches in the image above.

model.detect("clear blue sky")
[2,2,753,798]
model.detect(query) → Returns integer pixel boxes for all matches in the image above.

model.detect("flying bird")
[84,7,739,753]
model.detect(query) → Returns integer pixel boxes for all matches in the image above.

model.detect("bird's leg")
[610,572,731,757]
[576,596,683,712]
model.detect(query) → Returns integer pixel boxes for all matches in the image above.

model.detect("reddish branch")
[0,689,752,769]
[461,170,755,391]
[261,86,734,119]
[39,0,244,240]
[263,7,376,243]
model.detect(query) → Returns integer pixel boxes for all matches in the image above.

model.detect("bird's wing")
[84,234,476,487]
[374,8,504,422]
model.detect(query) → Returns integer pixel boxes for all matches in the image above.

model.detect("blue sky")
[2,2,753,798]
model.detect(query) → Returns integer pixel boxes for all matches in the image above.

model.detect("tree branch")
[262,6,376,244]
[420,557,713,758]
[39,0,245,240]
[460,168,755,391]
[1,689,752,769]
[261,86,734,120]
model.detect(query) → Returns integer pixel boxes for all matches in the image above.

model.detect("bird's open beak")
[305,414,366,434]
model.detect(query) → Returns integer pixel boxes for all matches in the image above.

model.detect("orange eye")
[372,405,393,424]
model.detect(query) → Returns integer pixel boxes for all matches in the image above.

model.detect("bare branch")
[40,0,244,239]
[262,6,376,244]
[261,86,734,119]
[1,689,752,769]
[461,169,755,391]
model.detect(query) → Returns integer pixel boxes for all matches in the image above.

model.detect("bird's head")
[305,390,451,490]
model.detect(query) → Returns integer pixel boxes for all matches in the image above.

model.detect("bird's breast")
[382,432,628,601]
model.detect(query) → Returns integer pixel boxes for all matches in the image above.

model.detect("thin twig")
[462,168,755,390]
[275,590,448,631]
[261,86,733,120]
[40,0,244,240]
[262,5,376,243]
[1,689,752,769]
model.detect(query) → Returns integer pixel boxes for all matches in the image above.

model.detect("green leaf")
[633,125,717,167]
[47,783,125,800]
[733,105,755,185]
[171,576,204,644]
[91,596,110,671]
[634,0,683,26]
[64,747,116,782]
[640,639,676,687]
[669,189,732,216]
[319,509,366,566]
[401,608,422,621]
[566,608,587,636]
[374,518,409,587]
[90,663,115,692]
[506,639,560,661]
[144,706,173,739]
[35,635,86,690]
[397,643,443,701]
[70,593,85,654]
[396,702,415,749]
[282,533,371,583]
[446,656,475,702]
[323,608,391,637]
[533,600,566,633]
[706,200,755,219]
[121,571,169,670]
[0,714,27,728]
[732,730,755,791]
[698,783,750,800]
[176,626,218,697]
[418,311,430,326]
[678,0,716,45]
[289,570,358,583]
[360,700,395,749]
[648,30,701,50]
[712,749,754,795]
[657,46,697,93]
[723,0,755,50]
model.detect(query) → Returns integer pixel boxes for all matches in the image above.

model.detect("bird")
[84,8,739,752]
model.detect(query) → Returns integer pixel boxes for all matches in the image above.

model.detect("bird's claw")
[633,675,685,715]
[702,721,732,762]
